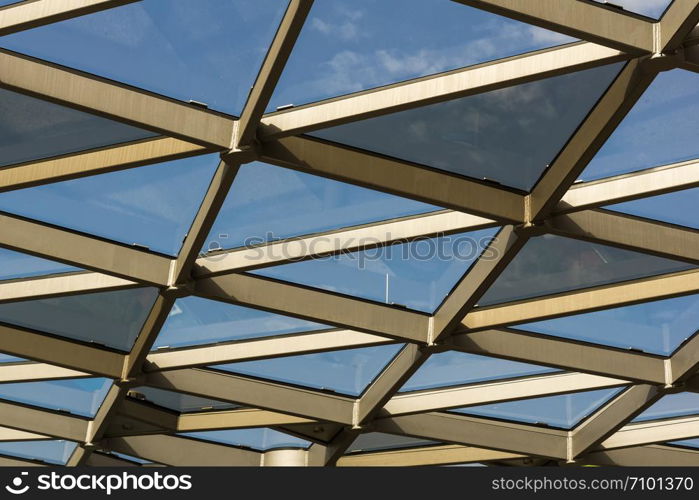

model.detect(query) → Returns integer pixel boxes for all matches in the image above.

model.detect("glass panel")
[0,378,111,417]
[478,234,694,306]
[0,354,23,363]
[400,351,560,393]
[0,88,156,167]
[606,188,699,230]
[251,227,499,313]
[0,248,79,281]
[632,393,699,422]
[0,440,77,465]
[582,70,699,181]
[0,154,219,256]
[516,294,699,356]
[348,433,438,453]
[128,386,238,413]
[311,63,623,191]
[271,0,575,109]
[153,296,330,350]
[0,0,287,115]
[451,388,625,429]
[182,429,311,451]
[109,451,151,465]
[0,287,159,352]
[590,0,673,19]
[668,438,699,449]
[211,344,404,397]
[203,162,440,253]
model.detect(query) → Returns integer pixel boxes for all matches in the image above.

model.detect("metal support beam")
[659,0,699,50]
[0,400,88,442]
[0,362,88,383]
[600,415,699,450]
[583,444,699,466]
[0,271,136,304]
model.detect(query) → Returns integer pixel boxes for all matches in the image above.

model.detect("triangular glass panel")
[348,433,439,453]
[127,386,238,414]
[0,87,156,167]
[399,351,560,393]
[516,294,699,356]
[0,440,77,465]
[606,188,698,230]
[203,161,440,254]
[0,354,23,363]
[153,296,330,350]
[0,0,287,115]
[250,227,500,313]
[451,387,625,429]
[0,154,219,256]
[181,429,311,451]
[0,378,111,417]
[668,438,699,449]
[632,393,699,422]
[478,234,694,307]
[0,287,159,352]
[270,0,575,109]
[310,63,623,191]
[581,70,699,181]
[589,0,672,19]
[210,344,404,397]
[0,247,79,281]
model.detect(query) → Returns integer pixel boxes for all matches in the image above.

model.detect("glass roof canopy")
[0,0,696,468]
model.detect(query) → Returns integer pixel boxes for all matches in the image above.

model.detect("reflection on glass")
[203,162,439,253]
[182,429,311,451]
[0,248,79,281]
[452,388,625,429]
[0,154,219,256]
[251,228,499,313]
[211,344,404,397]
[312,63,623,191]
[607,188,698,230]
[668,438,699,449]
[0,287,159,352]
[517,294,699,355]
[0,440,77,465]
[0,88,156,167]
[348,432,438,453]
[128,386,238,413]
[479,234,693,306]
[0,354,23,363]
[0,1,287,115]
[582,70,699,181]
[589,0,672,19]
[271,0,576,109]
[154,296,330,350]
[632,393,699,422]
[400,351,559,392]
[0,378,111,417]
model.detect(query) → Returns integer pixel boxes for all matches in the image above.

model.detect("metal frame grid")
[0,0,697,467]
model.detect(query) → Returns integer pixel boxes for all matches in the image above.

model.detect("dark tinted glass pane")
[0,87,156,167]
[271,0,575,109]
[128,386,238,413]
[479,234,693,306]
[452,388,624,429]
[0,0,287,115]
[348,433,438,453]
[0,287,159,351]
[251,228,499,313]
[0,440,77,465]
[0,154,219,256]
[311,63,623,191]
[0,248,78,281]
[400,351,559,392]
[590,0,672,18]
[211,344,404,397]
[582,70,699,181]
[0,378,111,417]
[632,393,699,422]
[607,188,698,230]
[153,296,329,350]
[517,294,699,356]
[182,429,311,451]
[204,162,440,253]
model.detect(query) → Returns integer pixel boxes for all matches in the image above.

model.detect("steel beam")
[0,400,88,442]
[0,362,88,383]
[338,444,524,467]
[600,415,699,450]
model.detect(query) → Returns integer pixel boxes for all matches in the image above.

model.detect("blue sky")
[0,0,695,456]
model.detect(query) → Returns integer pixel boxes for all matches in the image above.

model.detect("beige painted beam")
[583,444,699,466]
[659,0,699,50]
[0,426,47,441]
[0,362,88,383]
[177,408,314,432]
[260,42,627,139]
[338,444,524,467]
[0,400,88,442]
[600,415,699,450]
[0,50,234,148]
